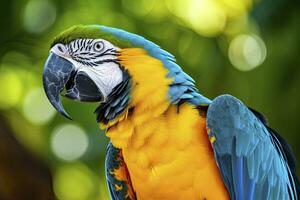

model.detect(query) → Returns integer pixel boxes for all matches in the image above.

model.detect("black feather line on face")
[66,39,119,67]
[87,39,93,46]
[79,39,84,48]
[94,67,132,124]
[75,40,80,52]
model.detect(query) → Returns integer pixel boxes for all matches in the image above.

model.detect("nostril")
[57,45,64,53]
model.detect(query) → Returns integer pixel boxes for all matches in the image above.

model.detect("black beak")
[43,53,104,120]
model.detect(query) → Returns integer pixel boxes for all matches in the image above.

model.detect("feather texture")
[100,26,211,106]
[105,142,136,200]
[207,94,299,200]
[95,69,131,124]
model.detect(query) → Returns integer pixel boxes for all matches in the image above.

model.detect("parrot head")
[43,25,133,120]
[43,25,210,124]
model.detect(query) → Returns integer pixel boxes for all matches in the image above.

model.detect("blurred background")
[0,0,299,199]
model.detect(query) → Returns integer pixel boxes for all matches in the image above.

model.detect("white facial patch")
[78,63,123,100]
[50,39,123,102]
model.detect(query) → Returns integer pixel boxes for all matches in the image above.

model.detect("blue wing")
[206,95,299,200]
[105,142,136,200]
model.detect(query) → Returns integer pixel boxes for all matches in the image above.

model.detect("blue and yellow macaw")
[43,25,299,200]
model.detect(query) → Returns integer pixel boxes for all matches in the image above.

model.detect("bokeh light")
[219,0,252,18]
[22,87,56,125]
[23,0,56,33]
[228,34,267,71]
[53,163,97,200]
[187,0,227,37]
[166,0,253,37]
[51,124,89,161]
[0,69,23,109]
[122,0,156,17]
[1,51,31,67]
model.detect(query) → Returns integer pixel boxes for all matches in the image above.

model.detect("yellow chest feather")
[102,48,228,199]
[106,104,229,200]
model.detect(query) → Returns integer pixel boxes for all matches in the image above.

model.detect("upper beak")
[43,52,104,120]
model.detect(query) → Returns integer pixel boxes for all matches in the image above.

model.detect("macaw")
[43,25,300,200]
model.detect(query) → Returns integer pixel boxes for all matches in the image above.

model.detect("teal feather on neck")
[99,25,211,106]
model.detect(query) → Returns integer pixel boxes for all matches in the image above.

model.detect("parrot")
[43,25,300,200]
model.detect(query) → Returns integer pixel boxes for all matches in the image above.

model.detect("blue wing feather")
[105,142,136,200]
[206,94,299,200]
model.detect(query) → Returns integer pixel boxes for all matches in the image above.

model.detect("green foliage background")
[0,0,299,199]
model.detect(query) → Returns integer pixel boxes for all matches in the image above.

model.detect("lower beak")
[43,53,103,120]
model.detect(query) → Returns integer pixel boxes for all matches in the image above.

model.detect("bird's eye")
[93,41,104,52]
